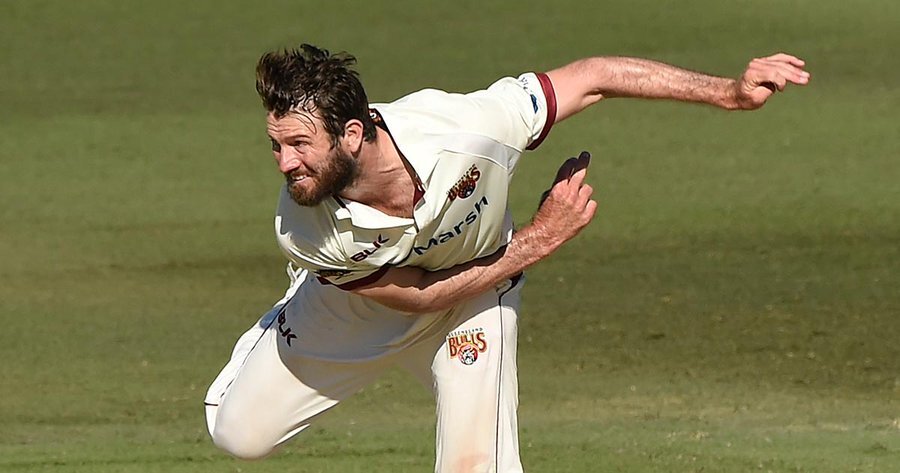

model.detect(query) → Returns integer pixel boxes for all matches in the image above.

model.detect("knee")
[211,420,276,460]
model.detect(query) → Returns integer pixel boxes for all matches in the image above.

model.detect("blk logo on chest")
[277,309,297,346]
[351,234,389,262]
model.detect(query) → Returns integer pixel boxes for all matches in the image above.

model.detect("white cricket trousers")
[204,275,524,473]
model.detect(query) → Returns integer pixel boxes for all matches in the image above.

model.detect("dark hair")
[256,44,376,146]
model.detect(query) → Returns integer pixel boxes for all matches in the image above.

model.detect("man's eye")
[270,140,281,152]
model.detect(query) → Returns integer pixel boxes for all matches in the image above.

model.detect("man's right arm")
[351,152,596,313]
[546,53,810,121]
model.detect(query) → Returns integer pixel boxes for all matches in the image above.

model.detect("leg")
[205,314,387,459]
[400,278,524,473]
[204,272,388,460]
[204,274,300,442]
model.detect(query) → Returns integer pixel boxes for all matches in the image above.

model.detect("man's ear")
[342,119,364,154]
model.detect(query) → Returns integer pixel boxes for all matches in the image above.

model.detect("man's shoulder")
[374,74,524,120]
[372,72,548,154]
[371,88,459,126]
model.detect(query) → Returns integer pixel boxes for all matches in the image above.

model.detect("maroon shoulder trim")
[317,265,391,291]
[526,72,557,151]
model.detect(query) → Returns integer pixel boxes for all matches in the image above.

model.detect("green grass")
[2,0,899,471]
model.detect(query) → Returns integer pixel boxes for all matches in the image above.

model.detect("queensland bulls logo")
[458,345,479,365]
[447,165,481,202]
[447,328,488,365]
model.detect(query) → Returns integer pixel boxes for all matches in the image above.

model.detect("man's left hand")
[734,53,810,110]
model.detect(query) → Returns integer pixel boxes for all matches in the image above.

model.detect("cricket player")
[205,44,809,472]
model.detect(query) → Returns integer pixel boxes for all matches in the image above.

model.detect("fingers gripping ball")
[539,151,592,208]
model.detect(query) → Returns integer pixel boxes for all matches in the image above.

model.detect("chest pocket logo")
[447,165,481,202]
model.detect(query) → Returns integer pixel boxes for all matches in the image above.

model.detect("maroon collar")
[369,109,425,204]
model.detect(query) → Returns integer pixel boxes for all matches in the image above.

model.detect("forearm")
[415,224,553,310]
[354,224,552,313]
[592,57,736,106]
[549,57,740,120]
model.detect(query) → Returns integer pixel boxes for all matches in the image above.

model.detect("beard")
[285,147,359,207]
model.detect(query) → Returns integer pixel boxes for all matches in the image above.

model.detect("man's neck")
[337,128,416,218]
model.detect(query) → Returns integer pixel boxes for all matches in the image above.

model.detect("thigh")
[206,305,388,459]
[205,265,309,411]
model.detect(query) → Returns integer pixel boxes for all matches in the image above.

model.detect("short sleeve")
[482,72,558,151]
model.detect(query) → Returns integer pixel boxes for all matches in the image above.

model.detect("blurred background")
[1,1,898,471]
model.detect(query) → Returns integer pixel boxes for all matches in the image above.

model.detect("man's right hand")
[531,151,598,255]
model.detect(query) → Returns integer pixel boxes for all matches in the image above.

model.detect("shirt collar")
[369,106,439,193]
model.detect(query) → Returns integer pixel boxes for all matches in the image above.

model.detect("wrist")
[718,78,741,110]
[514,221,559,262]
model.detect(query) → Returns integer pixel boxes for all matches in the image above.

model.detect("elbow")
[399,301,446,315]
[380,294,451,315]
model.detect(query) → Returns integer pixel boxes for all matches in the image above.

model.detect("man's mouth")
[288,174,308,183]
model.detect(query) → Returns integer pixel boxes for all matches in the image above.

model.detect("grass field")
[1,1,898,471]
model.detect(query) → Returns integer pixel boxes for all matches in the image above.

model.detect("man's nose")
[277,147,301,174]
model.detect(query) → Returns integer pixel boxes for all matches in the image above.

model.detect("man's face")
[266,112,358,206]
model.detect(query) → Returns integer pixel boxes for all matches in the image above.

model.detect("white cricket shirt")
[276,72,556,287]
[271,72,557,361]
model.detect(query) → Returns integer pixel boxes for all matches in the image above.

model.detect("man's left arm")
[351,153,596,313]
[547,52,810,121]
